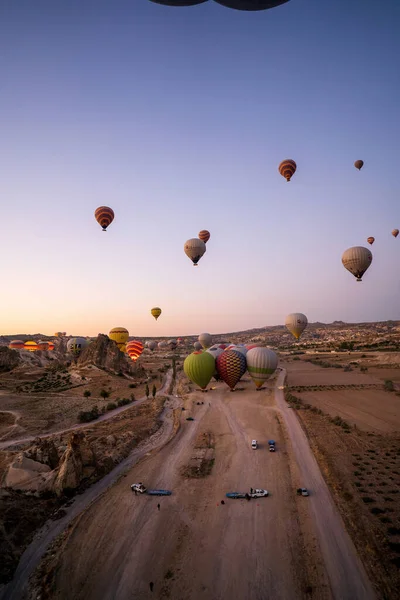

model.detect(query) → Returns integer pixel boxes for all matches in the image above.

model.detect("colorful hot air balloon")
[214,0,290,9]
[184,351,215,390]
[194,341,202,351]
[184,238,206,266]
[279,159,296,182]
[37,341,49,351]
[168,339,178,350]
[95,206,114,231]
[67,337,88,356]
[148,341,157,351]
[9,340,25,350]
[126,340,144,362]
[198,230,210,244]
[367,237,375,245]
[198,333,212,349]
[342,246,373,282]
[285,313,308,340]
[47,341,55,351]
[109,327,129,353]
[24,341,38,352]
[246,347,278,389]
[392,229,399,238]
[354,160,364,170]
[216,349,247,391]
[151,307,162,321]
[158,341,167,350]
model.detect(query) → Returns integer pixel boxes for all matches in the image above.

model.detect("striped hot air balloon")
[37,341,49,351]
[95,206,114,231]
[47,341,55,351]
[246,347,278,389]
[24,341,38,352]
[342,246,372,282]
[216,349,247,391]
[151,307,162,321]
[278,159,297,182]
[9,340,25,350]
[148,341,157,351]
[198,230,210,244]
[109,327,129,352]
[126,340,144,362]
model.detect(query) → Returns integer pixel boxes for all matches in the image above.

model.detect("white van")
[251,440,258,450]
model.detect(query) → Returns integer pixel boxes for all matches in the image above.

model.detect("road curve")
[0,394,179,600]
[275,368,376,600]
[0,370,173,450]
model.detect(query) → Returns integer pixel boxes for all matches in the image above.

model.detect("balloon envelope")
[198,230,210,244]
[151,307,162,320]
[392,229,399,238]
[184,351,215,390]
[67,337,88,356]
[194,341,202,351]
[342,246,372,281]
[216,349,247,390]
[37,341,49,351]
[109,327,129,353]
[126,340,144,362]
[367,237,375,245]
[278,159,296,182]
[354,160,364,170]
[246,347,278,388]
[198,333,212,349]
[9,340,25,350]
[94,206,114,231]
[285,313,308,340]
[184,238,206,266]
[24,341,38,352]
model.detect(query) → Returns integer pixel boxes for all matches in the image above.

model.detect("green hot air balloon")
[184,351,215,391]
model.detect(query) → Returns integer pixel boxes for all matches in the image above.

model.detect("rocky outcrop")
[24,438,59,470]
[52,432,97,496]
[77,334,145,377]
[4,454,56,492]
[0,347,21,372]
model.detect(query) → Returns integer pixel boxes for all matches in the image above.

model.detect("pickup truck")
[297,488,309,497]
[131,483,172,496]
[226,489,269,499]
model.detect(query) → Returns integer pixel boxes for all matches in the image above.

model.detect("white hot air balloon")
[246,347,278,389]
[206,344,225,361]
[198,333,212,349]
[148,341,157,351]
[184,238,206,266]
[285,313,308,340]
[342,246,373,282]
[194,341,202,351]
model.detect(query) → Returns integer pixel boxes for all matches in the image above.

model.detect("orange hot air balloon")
[37,341,49,351]
[392,229,399,238]
[367,237,375,245]
[24,341,38,352]
[9,340,25,350]
[198,230,210,244]
[354,160,364,170]
[279,159,296,182]
[48,341,55,351]
[126,340,144,362]
[95,206,114,231]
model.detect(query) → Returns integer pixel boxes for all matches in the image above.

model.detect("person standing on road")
[157,503,160,511]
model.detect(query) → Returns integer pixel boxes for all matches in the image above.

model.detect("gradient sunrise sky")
[1,0,399,337]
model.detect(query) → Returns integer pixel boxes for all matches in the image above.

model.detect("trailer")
[147,489,172,496]
[131,483,172,496]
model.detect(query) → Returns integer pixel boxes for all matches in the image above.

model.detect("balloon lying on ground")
[246,347,278,389]
[198,332,212,349]
[67,337,88,356]
[285,313,308,340]
[126,340,144,362]
[216,349,247,391]
[47,341,55,351]
[151,307,162,320]
[184,351,216,390]
[342,246,372,282]
[279,159,296,182]
[184,238,206,266]
[109,327,129,353]
[95,206,114,231]
[37,341,49,351]
[24,341,38,352]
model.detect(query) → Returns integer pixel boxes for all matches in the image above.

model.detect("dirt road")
[38,379,330,600]
[275,369,376,600]
[0,371,173,450]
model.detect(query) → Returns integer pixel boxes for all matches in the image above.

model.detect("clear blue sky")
[1,0,399,337]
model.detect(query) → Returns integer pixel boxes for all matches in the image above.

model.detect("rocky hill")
[77,334,145,377]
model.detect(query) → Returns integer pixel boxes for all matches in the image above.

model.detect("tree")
[172,357,176,379]
[145,384,150,398]
[83,390,91,398]
[152,384,157,398]
[100,389,110,400]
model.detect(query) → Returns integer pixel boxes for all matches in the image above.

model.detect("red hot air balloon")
[198,230,210,244]
[9,340,25,350]
[126,340,144,362]
[48,341,55,351]
[95,206,114,231]
[216,349,247,391]
[279,159,297,182]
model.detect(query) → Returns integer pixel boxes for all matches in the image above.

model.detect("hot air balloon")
[37,341,49,351]
[151,307,162,321]
[392,229,399,238]
[245,343,260,350]
[198,333,212,349]
[194,341,202,351]
[9,340,25,350]
[109,327,129,352]
[217,349,247,391]
[279,159,296,182]
[95,206,114,231]
[158,341,168,350]
[24,341,38,352]
[367,237,375,245]
[54,332,63,337]
[184,351,215,391]
[48,341,55,351]
[206,344,225,360]
[342,247,372,282]
[198,230,210,244]
[184,238,206,266]
[149,0,208,5]
[148,341,157,351]
[168,339,178,350]
[354,160,364,170]
[214,0,289,9]
[67,337,88,356]
[126,340,144,362]
[285,313,308,340]
[246,347,278,389]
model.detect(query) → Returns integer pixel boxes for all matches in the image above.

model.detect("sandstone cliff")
[77,334,145,377]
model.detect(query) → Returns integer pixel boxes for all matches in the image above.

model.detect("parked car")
[297,488,309,497]
[251,440,258,449]
[186,417,194,421]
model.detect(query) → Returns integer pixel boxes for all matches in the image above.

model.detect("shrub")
[384,380,394,392]
[106,402,117,411]
[370,507,385,515]
[129,383,137,389]
[145,384,149,398]
[380,516,392,523]
[117,398,130,407]
[361,496,375,503]
[78,406,99,423]
[83,390,91,398]
[388,527,400,535]
[130,393,135,401]
[100,389,110,400]
[152,384,157,398]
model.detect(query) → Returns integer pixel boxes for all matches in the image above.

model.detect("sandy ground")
[295,389,400,432]
[285,361,381,387]
[41,377,331,600]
